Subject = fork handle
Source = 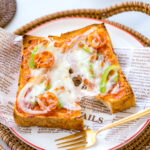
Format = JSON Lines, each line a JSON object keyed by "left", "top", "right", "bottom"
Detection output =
{"left": 96, "top": 108, "right": 150, "bottom": 134}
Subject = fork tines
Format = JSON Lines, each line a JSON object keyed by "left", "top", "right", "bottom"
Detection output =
{"left": 55, "top": 131, "right": 87, "bottom": 150}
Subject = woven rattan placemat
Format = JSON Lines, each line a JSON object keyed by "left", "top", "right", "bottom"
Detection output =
{"left": 0, "top": 0, "right": 16, "bottom": 27}
{"left": 0, "top": 1, "right": 150, "bottom": 150}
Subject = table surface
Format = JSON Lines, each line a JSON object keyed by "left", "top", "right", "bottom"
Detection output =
{"left": 1, "top": 0, "right": 150, "bottom": 149}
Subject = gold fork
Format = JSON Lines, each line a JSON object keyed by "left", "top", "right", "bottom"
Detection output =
{"left": 55, "top": 108, "right": 150, "bottom": 150}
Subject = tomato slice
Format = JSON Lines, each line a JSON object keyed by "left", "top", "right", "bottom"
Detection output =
{"left": 37, "top": 91, "right": 58, "bottom": 112}
{"left": 88, "top": 30, "right": 106, "bottom": 49}
{"left": 34, "top": 51, "right": 55, "bottom": 68}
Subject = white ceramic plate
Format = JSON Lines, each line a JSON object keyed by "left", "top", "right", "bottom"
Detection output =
{"left": 10, "top": 17, "right": 149, "bottom": 150}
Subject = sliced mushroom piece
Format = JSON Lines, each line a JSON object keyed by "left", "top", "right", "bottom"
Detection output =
{"left": 72, "top": 75, "right": 82, "bottom": 86}
{"left": 81, "top": 84, "right": 87, "bottom": 89}
{"left": 69, "top": 68, "right": 74, "bottom": 74}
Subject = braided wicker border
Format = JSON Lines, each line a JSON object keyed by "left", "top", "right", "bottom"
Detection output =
{"left": 0, "top": 124, "right": 35, "bottom": 150}
{"left": 120, "top": 122, "right": 150, "bottom": 150}
{"left": 0, "top": 0, "right": 16, "bottom": 27}
{"left": 0, "top": 1, "right": 150, "bottom": 150}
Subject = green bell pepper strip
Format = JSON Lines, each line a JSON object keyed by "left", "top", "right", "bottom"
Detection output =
{"left": 96, "top": 53, "right": 100, "bottom": 59}
{"left": 57, "top": 96, "right": 63, "bottom": 109}
{"left": 29, "top": 46, "right": 39, "bottom": 69}
{"left": 30, "top": 100, "right": 38, "bottom": 105}
{"left": 100, "top": 65, "right": 118, "bottom": 94}
{"left": 80, "top": 42, "right": 91, "bottom": 54}
{"left": 45, "top": 83, "right": 52, "bottom": 90}
{"left": 81, "top": 46, "right": 91, "bottom": 54}
{"left": 58, "top": 101, "right": 63, "bottom": 109}
{"left": 89, "top": 62, "right": 94, "bottom": 78}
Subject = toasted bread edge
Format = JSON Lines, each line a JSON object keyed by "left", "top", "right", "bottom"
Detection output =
{"left": 14, "top": 105, "right": 84, "bottom": 130}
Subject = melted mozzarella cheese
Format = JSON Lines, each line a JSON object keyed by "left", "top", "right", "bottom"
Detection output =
{"left": 30, "top": 44, "right": 81, "bottom": 111}
{"left": 25, "top": 82, "right": 45, "bottom": 103}
{"left": 21, "top": 34, "right": 119, "bottom": 113}
{"left": 68, "top": 49, "right": 91, "bottom": 79}
{"left": 56, "top": 91, "right": 80, "bottom": 110}
{"left": 31, "top": 68, "right": 47, "bottom": 77}
{"left": 47, "top": 51, "right": 81, "bottom": 110}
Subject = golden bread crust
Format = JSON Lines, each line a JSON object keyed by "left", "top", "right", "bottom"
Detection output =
{"left": 14, "top": 104, "right": 83, "bottom": 130}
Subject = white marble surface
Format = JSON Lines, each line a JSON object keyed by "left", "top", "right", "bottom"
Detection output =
{"left": 1, "top": 0, "right": 150, "bottom": 149}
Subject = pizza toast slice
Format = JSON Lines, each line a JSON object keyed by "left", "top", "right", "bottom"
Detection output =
{"left": 14, "top": 23, "right": 135, "bottom": 130}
